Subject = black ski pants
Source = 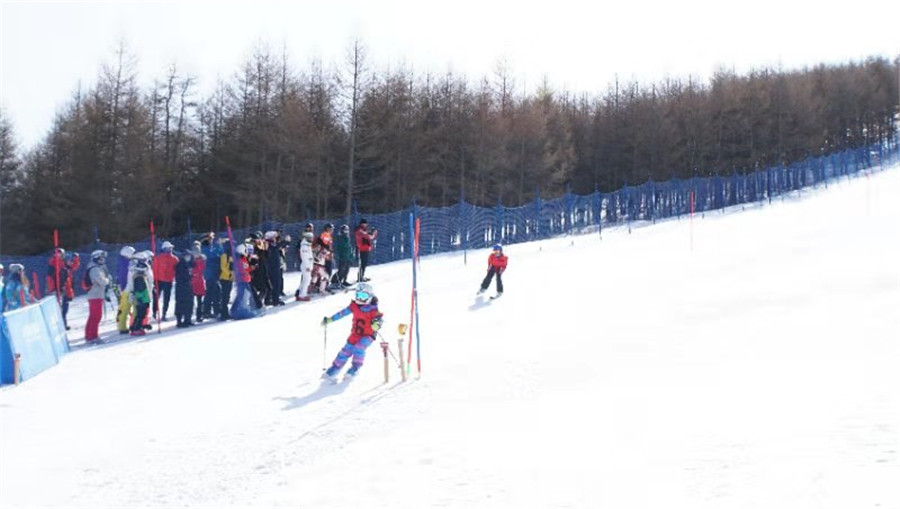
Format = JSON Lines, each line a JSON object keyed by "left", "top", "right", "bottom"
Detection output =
{"left": 480, "top": 267, "right": 504, "bottom": 293}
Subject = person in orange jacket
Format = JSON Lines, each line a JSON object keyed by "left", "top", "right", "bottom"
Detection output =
{"left": 46, "top": 247, "right": 66, "bottom": 295}
{"left": 59, "top": 252, "right": 80, "bottom": 329}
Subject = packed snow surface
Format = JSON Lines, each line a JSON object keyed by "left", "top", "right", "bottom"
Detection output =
{"left": 2, "top": 166, "right": 899, "bottom": 508}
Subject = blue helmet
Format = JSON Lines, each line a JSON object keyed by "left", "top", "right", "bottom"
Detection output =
{"left": 492, "top": 244, "right": 502, "bottom": 252}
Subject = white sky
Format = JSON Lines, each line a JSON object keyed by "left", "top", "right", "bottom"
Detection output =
{"left": 1, "top": 0, "right": 898, "bottom": 151}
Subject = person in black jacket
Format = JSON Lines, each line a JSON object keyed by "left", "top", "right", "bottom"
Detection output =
{"left": 174, "top": 251, "right": 195, "bottom": 328}
{"left": 249, "top": 232, "right": 271, "bottom": 306}
{"left": 264, "top": 231, "right": 285, "bottom": 306}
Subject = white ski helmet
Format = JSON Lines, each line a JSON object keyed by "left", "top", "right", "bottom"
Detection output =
{"left": 132, "top": 251, "right": 149, "bottom": 262}
{"left": 355, "top": 282, "right": 375, "bottom": 305}
{"left": 9, "top": 263, "right": 24, "bottom": 274}
{"left": 91, "top": 250, "right": 107, "bottom": 263}
{"left": 161, "top": 241, "right": 174, "bottom": 252}
{"left": 120, "top": 246, "right": 136, "bottom": 259}
{"left": 236, "top": 243, "right": 247, "bottom": 256}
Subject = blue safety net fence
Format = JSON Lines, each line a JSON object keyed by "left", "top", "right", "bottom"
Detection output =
{"left": 2, "top": 139, "right": 897, "bottom": 299}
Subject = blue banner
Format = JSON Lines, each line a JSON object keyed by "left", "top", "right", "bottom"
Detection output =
{"left": 0, "top": 317, "right": 11, "bottom": 383}
{"left": 39, "top": 297, "right": 70, "bottom": 360}
{"left": 1, "top": 303, "right": 58, "bottom": 383}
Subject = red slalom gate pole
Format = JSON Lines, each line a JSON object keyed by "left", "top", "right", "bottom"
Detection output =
{"left": 31, "top": 272, "right": 42, "bottom": 299}
{"left": 406, "top": 213, "right": 415, "bottom": 373}
{"left": 151, "top": 220, "right": 161, "bottom": 334}
{"left": 414, "top": 217, "right": 421, "bottom": 376}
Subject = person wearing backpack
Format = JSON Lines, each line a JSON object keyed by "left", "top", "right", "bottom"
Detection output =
{"left": 84, "top": 250, "right": 110, "bottom": 342}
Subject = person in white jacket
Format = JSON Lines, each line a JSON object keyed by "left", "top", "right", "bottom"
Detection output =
{"left": 294, "top": 231, "right": 314, "bottom": 302}
{"left": 84, "top": 250, "right": 110, "bottom": 342}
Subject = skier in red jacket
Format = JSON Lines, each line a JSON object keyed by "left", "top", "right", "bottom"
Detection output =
{"left": 477, "top": 244, "right": 508, "bottom": 297}
{"left": 320, "top": 282, "right": 384, "bottom": 383}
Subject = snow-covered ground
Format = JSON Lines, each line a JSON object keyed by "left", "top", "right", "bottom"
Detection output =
{"left": 2, "top": 165, "right": 899, "bottom": 509}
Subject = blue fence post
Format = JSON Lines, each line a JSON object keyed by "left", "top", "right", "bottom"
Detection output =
{"left": 495, "top": 199, "right": 504, "bottom": 245}
{"left": 624, "top": 180, "right": 632, "bottom": 234}
{"left": 459, "top": 192, "right": 467, "bottom": 265}
{"left": 412, "top": 199, "right": 419, "bottom": 260}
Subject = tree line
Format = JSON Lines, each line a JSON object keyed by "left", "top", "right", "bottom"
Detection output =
{"left": 1, "top": 41, "right": 897, "bottom": 255}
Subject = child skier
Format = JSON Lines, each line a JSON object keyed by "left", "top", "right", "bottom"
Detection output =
{"left": 310, "top": 240, "right": 331, "bottom": 295}
{"left": 320, "top": 282, "right": 384, "bottom": 383}
{"left": 191, "top": 243, "right": 207, "bottom": 323}
{"left": 477, "top": 244, "right": 508, "bottom": 297}
{"left": 2, "top": 264, "right": 29, "bottom": 312}
{"left": 126, "top": 253, "right": 153, "bottom": 336}
{"left": 230, "top": 243, "right": 264, "bottom": 319}
{"left": 116, "top": 246, "right": 136, "bottom": 334}
{"left": 294, "top": 231, "right": 313, "bottom": 301}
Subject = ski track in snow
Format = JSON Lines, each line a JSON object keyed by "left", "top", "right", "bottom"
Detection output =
{"left": 2, "top": 165, "right": 899, "bottom": 508}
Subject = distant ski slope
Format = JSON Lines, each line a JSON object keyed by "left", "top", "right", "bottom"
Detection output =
{"left": 2, "top": 164, "right": 898, "bottom": 509}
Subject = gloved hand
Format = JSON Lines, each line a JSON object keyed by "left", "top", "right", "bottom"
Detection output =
{"left": 321, "top": 316, "right": 332, "bottom": 327}
{"left": 371, "top": 316, "right": 383, "bottom": 331}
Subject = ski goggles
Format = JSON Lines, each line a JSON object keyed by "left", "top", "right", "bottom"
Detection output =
{"left": 355, "top": 290, "right": 372, "bottom": 301}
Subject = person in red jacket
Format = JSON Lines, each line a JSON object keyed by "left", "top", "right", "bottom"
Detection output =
{"left": 354, "top": 218, "right": 378, "bottom": 282}
{"left": 320, "top": 282, "right": 384, "bottom": 383}
{"left": 477, "top": 244, "right": 508, "bottom": 297}
{"left": 46, "top": 247, "right": 66, "bottom": 295}
{"left": 191, "top": 243, "right": 207, "bottom": 323}
{"left": 155, "top": 241, "right": 178, "bottom": 321}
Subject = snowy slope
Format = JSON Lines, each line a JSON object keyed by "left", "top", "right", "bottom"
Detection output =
{"left": 2, "top": 166, "right": 899, "bottom": 509}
